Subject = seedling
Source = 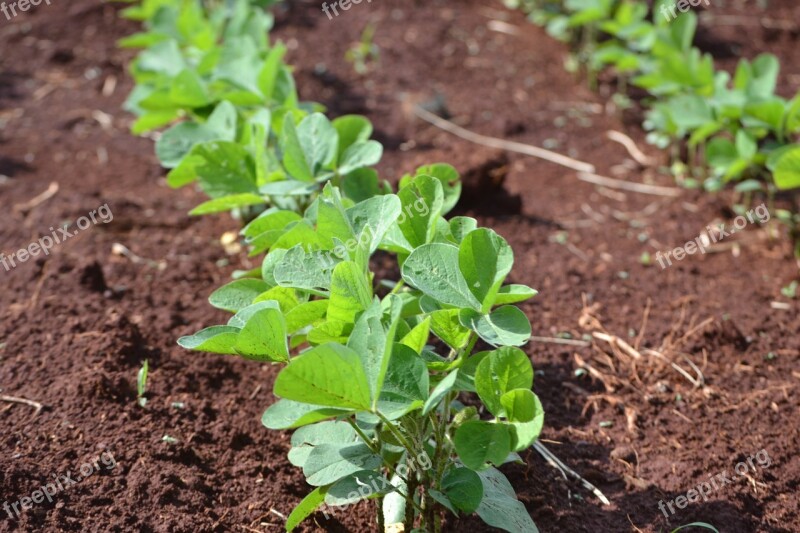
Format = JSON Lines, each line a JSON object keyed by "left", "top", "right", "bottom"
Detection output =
{"left": 179, "top": 174, "right": 543, "bottom": 532}
{"left": 346, "top": 24, "right": 380, "bottom": 75}
{"left": 781, "top": 281, "right": 798, "bottom": 299}
{"left": 137, "top": 360, "right": 149, "bottom": 408}
{"left": 122, "top": 1, "right": 545, "bottom": 531}
{"left": 512, "top": 0, "right": 800, "bottom": 202}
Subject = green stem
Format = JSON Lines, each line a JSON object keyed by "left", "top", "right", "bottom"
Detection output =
{"left": 376, "top": 412, "right": 416, "bottom": 455}
{"left": 345, "top": 418, "right": 426, "bottom": 520}
{"left": 389, "top": 280, "right": 406, "bottom": 295}
{"left": 346, "top": 419, "right": 406, "bottom": 482}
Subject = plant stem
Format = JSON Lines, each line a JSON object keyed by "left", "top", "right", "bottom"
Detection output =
{"left": 346, "top": 419, "right": 407, "bottom": 483}
{"left": 376, "top": 412, "right": 416, "bottom": 454}
{"left": 389, "top": 280, "right": 406, "bottom": 295}
{"left": 346, "top": 418, "right": 426, "bottom": 526}
{"left": 405, "top": 474, "right": 418, "bottom": 529}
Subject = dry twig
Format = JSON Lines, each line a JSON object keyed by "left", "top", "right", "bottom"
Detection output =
{"left": 414, "top": 106, "right": 596, "bottom": 173}
{"left": 533, "top": 441, "right": 611, "bottom": 505}
{"left": 578, "top": 172, "right": 682, "bottom": 197}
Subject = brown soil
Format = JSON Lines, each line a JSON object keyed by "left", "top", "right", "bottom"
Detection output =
{"left": 1, "top": 0, "right": 798, "bottom": 532}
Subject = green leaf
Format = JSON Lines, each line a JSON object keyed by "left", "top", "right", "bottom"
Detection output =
{"left": 274, "top": 343, "right": 372, "bottom": 410}
{"left": 706, "top": 137, "right": 737, "bottom": 172}
{"left": 429, "top": 309, "right": 471, "bottom": 350}
{"left": 155, "top": 101, "right": 237, "bottom": 168}
{"left": 442, "top": 468, "right": 483, "bottom": 514}
{"left": 227, "top": 301, "right": 281, "bottom": 328}
{"left": 281, "top": 117, "right": 314, "bottom": 182}
{"left": 209, "top": 279, "right": 270, "bottom": 312}
{"left": 189, "top": 193, "right": 264, "bottom": 215}
{"left": 402, "top": 243, "right": 481, "bottom": 311}
{"left": 328, "top": 261, "right": 373, "bottom": 323}
{"left": 295, "top": 113, "right": 338, "bottom": 178}
{"left": 428, "top": 489, "right": 458, "bottom": 515}
{"left": 286, "top": 487, "right": 328, "bottom": 532}
{"left": 193, "top": 142, "right": 259, "bottom": 198}
{"left": 156, "top": 123, "right": 220, "bottom": 169}
{"left": 288, "top": 421, "right": 357, "bottom": 467}
{"left": 784, "top": 95, "right": 800, "bottom": 134}
{"left": 400, "top": 316, "right": 431, "bottom": 354}
{"left": 454, "top": 420, "right": 513, "bottom": 470}
{"left": 253, "top": 286, "right": 298, "bottom": 313}
{"left": 342, "top": 168, "right": 384, "bottom": 203}
{"left": 458, "top": 306, "right": 531, "bottom": 347}
{"left": 285, "top": 300, "right": 330, "bottom": 333}
{"left": 271, "top": 220, "right": 322, "bottom": 252}
{"left": 735, "top": 130, "right": 757, "bottom": 161}
{"left": 136, "top": 39, "right": 186, "bottom": 76}
{"left": 303, "top": 443, "right": 381, "bottom": 486}
{"left": 474, "top": 347, "right": 533, "bottom": 416}
{"left": 257, "top": 43, "right": 287, "bottom": 101}
{"left": 307, "top": 320, "right": 351, "bottom": 345}
{"left": 413, "top": 163, "right": 462, "bottom": 215}
{"left": 494, "top": 285, "right": 538, "bottom": 305}
{"left": 397, "top": 175, "right": 443, "bottom": 247}
{"left": 177, "top": 326, "right": 239, "bottom": 355}
{"left": 377, "top": 343, "right": 429, "bottom": 420}
{"left": 449, "top": 217, "right": 478, "bottom": 243}
{"left": 422, "top": 370, "right": 458, "bottom": 416}
{"left": 339, "top": 141, "right": 383, "bottom": 175}
{"left": 170, "top": 68, "right": 210, "bottom": 108}
{"left": 747, "top": 53, "right": 779, "bottom": 99}
{"left": 132, "top": 109, "right": 181, "bottom": 135}
{"left": 274, "top": 245, "right": 339, "bottom": 292}
{"left": 459, "top": 228, "right": 513, "bottom": 312}
{"left": 773, "top": 146, "right": 800, "bottom": 190}
{"left": 347, "top": 301, "right": 388, "bottom": 403}
{"left": 235, "top": 308, "right": 290, "bottom": 362}
{"left": 245, "top": 210, "right": 302, "bottom": 238}
{"left": 346, "top": 194, "right": 402, "bottom": 253}
{"left": 333, "top": 115, "right": 373, "bottom": 161}
{"left": 507, "top": 393, "right": 544, "bottom": 452}
{"left": 325, "top": 471, "right": 393, "bottom": 506}
{"left": 453, "top": 351, "right": 489, "bottom": 392}
{"left": 475, "top": 468, "right": 539, "bottom": 533}
{"left": 500, "top": 389, "right": 537, "bottom": 423}
{"left": 262, "top": 400, "right": 348, "bottom": 430}
{"left": 743, "top": 99, "right": 786, "bottom": 132}
{"left": 317, "top": 187, "right": 356, "bottom": 249}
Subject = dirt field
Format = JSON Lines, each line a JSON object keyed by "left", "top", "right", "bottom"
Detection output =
{"left": 1, "top": 0, "right": 799, "bottom": 531}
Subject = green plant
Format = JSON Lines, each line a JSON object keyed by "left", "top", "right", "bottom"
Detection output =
{"left": 179, "top": 174, "right": 543, "bottom": 532}
{"left": 119, "top": 0, "right": 387, "bottom": 224}
{"left": 510, "top": 0, "right": 800, "bottom": 258}
{"left": 781, "top": 280, "right": 798, "bottom": 299}
{"left": 346, "top": 23, "right": 380, "bottom": 75}
{"left": 121, "top": 1, "right": 546, "bottom": 531}
{"left": 137, "top": 359, "right": 149, "bottom": 408}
